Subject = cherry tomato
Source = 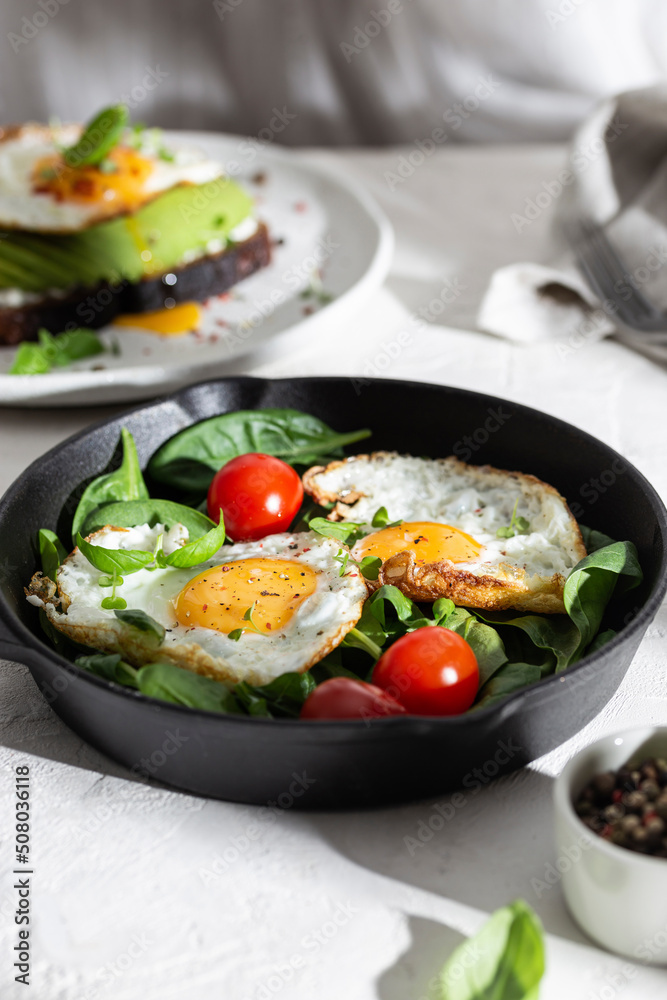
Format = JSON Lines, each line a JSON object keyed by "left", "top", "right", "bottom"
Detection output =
{"left": 300, "top": 678, "right": 407, "bottom": 721}
{"left": 207, "top": 453, "right": 304, "bottom": 542}
{"left": 372, "top": 626, "right": 479, "bottom": 716}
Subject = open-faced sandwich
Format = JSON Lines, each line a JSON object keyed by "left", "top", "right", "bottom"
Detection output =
{"left": 0, "top": 105, "right": 270, "bottom": 345}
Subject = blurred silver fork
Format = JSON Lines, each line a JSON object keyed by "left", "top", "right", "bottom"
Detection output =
{"left": 567, "top": 218, "right": 667, "bottom": 333}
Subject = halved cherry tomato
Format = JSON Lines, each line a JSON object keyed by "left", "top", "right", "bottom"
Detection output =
{"left": 300, "top": 677, "right": 407, "bottom": 721}
{"left": 372, "top": 626, "right": 479, "bottom": 716}
{"left": 207, "top": 452, "right": 303, "bottom": 542}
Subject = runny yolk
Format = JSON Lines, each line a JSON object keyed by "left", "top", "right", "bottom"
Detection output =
{"left": 355, "top": 521, "right": 483, "bottom": 565}
{"left": 112, "top": 302, "right": 202, "bottom": 335}
{"left": 32, "top": 146, "right": 154, "bottom": 214}
{"left": 174, "top": 558, "right": 318, "bottom": 635}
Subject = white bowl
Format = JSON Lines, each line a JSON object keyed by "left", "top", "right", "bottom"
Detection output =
{"left": 553, "top": 726, "right": 667, "bottom": 964}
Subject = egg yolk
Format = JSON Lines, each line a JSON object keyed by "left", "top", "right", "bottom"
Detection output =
{"left": 355, "top": 521, "right": 483, "bottom": 565}
{"left": 32, "top": 146, "right": 154, "bottom": 214}
{"left": 174, "top": 558, "right": 318, "bottom": 635}
{"left": 112, "top": 302, "right": 202, "bottom": 335}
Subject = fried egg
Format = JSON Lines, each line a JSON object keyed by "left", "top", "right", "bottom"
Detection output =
{"left": 0, "top": 124, "right": 223, "bottom": 231}
{"left": 303, "top": 453, "right": 587, "bottom": 613}
{"left": 29, "top": 524, "right": 367, "bottom": 686}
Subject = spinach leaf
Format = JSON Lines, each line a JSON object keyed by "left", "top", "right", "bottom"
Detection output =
{"left": 564, "top": 540, "right": 642, "bottom": 661}
{"left": 474, "top": 663, "right": 542, "bottom": 710}
{"left": 309, "top": 517, "right": 366, "bottom": 546}
{"left": 75, "top": 532, "right": 154, "bottom": 576}
{"left": 136, "top": 661, "right": 240, "bottom": 713}
{"left": 439, "top": 899, "right": 544, "bottom": 999}
{"left": 9, "top": 327, "right": 105, "bottom": 375}
{"left": 147, "top": 408, "right": 371, "bottom": 492}
{"left": 114, "top": 609, "right": 165, "bottom": 643}
{"left": 475, "top": 610, "right": 579, "bottom": 675}
{"left": 579, "top": 524, "right": 616, "bottom": 553}
{"left": 75, "top": 652, "right": 139, "bottom": 688}
{"left": 81, "top": 498, "right": 215, "bottom": 539}
{"left": 72, "top": 427, "right": 149, "bottom": 541}
{"left": 247, "top": 672, "right": 316, "bottom": 717}
{"left": 162, "top": 513, "right": 227, "bottom": 568}
{"left": 38, "top": 528, "right": 67, "bottom": 583}
{"left": 442, "top": 608, "right": 508, "bottom": 686}
{"left": 235, "top": 672, "right": 316, "bottom": 717}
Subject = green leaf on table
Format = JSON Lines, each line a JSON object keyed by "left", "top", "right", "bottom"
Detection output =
{"left": 147, "top": 407, "right": 371, "bottom": 493}
{"left": 81, "top": 497, "right": 215, "bottom": 539}
{"left": 72, "top": 427, "right": 149, "bottom": 541}
{"left": 38, "top": 528, "right": 68, "bottom": 583}
{"left": 439, "top": 899, "right": 545, "bottom": 999}
{"left": 9, "top": 327, "right": 105, "bottom": 376}
{"left": 114, "top": 608, "right": 165, "bottom": 643}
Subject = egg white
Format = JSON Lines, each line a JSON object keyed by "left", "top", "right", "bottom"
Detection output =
{"left": 0, "top": 124, "right": 224, "bottom": 231}
{"left": 304, "top": 453, "right": 587, "bottom": 613}
{"left": 34, "top": 523, "right": 367, "bottom": 686}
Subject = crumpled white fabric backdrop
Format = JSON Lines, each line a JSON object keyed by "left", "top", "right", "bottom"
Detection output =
{"left": 1, "top": 143, "right": 666, "bottom": 999}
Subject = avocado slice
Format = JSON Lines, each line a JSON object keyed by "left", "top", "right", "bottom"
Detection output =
{"left": 0, "top": 178, "right": 254, "bottom": 292}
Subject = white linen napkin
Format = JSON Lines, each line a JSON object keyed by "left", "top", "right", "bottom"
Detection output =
{"left": 478, "top": 84, "right": 667, "bottom": 363}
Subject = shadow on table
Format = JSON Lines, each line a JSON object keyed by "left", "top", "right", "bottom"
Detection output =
{"left": 303, "top": 765, "right": 592, "bottom": 952}
{"left": 377, "top": 915, "right": 466, "bottom": 1000}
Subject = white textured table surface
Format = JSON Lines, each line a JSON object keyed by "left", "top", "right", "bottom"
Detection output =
{"left": 1, "top": 144, "right": 667, "bottom": 999}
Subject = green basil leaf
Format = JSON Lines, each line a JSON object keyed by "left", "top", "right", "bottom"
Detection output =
{"left": 9, "top": 327, "right": 104, "bottom": 375}
{"left": 309, "top": 517, "right": 366, "bottom": 546}
{"left": 585, "top": 627, "right": 616, "bottom": 655}
{"left": 63, "top": 104, "right": 129, "bottom": 167}
{"left": 75, "top": 532, "right": 154, "bottom": 576}
{"left": 136, "top": 661, "right": 240, "bottom": 713}
{"left": 359, "top": 556, "right": 382, "bottom": 581}
{"left": 163, "top": 512, "right": 226, "bottom": 568}
{"left": 443, "top": 608, "right": 508, "bottom": 686}
{"left": 433, "top": 598, "right": 456, "bottom": 625}
{"left": 38, "top": 528, "right": 68, "bottom": 583}
{"left": 439, "top": 899, "right": 545, "bottom": 999}
{"left": 473, "top": 662, "right": 542, "bottom": 710}
{"left": 564, "top": 540, "right": 642, "bottom": 662}
{"left": 81, "top": 497, "right": 215, "bottom": 539}
{"left": 368, "top": 584, "right": 421, "bottom": 626}
{"left": 114, "top": 608, "right": 165, "bottom": 643}
{"left": 72, "top": 428, "right": 149, "bottom": 541}
{"left": 147, "top": 408, "right": 371, "bottom": 492}
{"left": 9, "top": 342, "right": 52, "bottom": 375}
{"left": 75, "top": 652, "right": 139, "bottom": 688}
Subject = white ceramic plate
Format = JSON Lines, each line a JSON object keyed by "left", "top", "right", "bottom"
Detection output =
{"left": 0, "top": 131, "right": 392, "bottom": 407}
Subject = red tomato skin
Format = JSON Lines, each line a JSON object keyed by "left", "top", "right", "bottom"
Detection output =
{"left": 300, "top": 678, "right": 407, "bottom": 721}
{"left": 372, "top": 626, "right": 479, "bottom": 716}
{"left": 207, "top": 453, "right": 304, "bottom": 541}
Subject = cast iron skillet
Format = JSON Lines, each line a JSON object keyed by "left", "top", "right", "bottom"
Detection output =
{"left": 0, "top": 377, "right": 665, "bottom": 808}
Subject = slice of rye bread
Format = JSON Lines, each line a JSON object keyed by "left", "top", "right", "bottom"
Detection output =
{"left": 0, "top": 222, "right": 271, "bottom": 346}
